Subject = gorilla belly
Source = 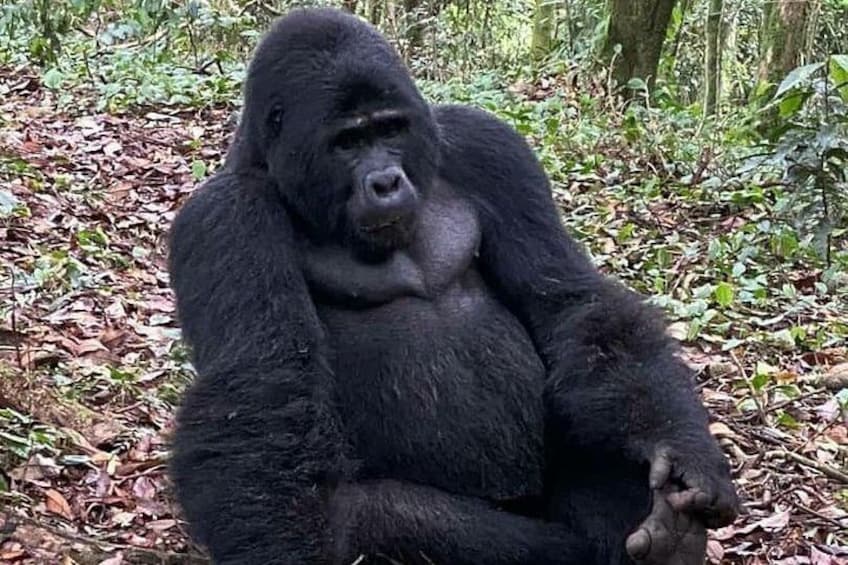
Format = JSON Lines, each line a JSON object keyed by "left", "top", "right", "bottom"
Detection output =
{"left": 317, "top": 285, "right": 546, "bottom": 502}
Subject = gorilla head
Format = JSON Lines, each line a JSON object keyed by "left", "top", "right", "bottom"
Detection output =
{"left": 234, "top": 8, "right": 440, "bottom": 258}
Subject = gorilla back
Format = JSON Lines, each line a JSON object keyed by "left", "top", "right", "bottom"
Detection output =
{"left": 169, "top": 7, "right": 739, "bottom": 565}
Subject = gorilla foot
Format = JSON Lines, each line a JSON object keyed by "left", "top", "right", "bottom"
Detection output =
{"left": 625, "top": 488, "right": 706, "bottom": 565}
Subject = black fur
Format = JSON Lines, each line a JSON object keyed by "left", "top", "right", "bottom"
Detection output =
{"left": 168, "top": 8, "right": 738, "bottom": 565}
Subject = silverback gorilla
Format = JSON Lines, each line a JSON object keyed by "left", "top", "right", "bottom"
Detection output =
{"left": 168, "top": 8, "right": 739, "bottom": 565}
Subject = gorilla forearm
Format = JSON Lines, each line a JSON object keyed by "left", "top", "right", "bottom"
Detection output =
{"left": 169, "top": 175, "right": 350, "bottom": 561}
{"left": 538, "top": 282, "right": 712, "bottom": 455}
{"left": 171, "top": 364, "right": 342, "bottom": 563}
{"left": 330, "top": 480, "right": 593, "bottom": 565}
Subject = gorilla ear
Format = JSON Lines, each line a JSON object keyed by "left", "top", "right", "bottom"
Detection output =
{"left": 266, "top": 105, "right": 285, "bottom": 139}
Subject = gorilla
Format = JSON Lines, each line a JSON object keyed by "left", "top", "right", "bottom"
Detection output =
{"left": 167, "top": 8, "right": 739, "bottom": 565}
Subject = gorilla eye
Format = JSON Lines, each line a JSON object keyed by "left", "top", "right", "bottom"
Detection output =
{"left": 376, "top": 116, "right": 408, "bottom": 139}
{"left": 266, "top": 107, "right": 285, "bottom": 136}
{"left": 332, "top": 128, "right": 367, "bottom": 151}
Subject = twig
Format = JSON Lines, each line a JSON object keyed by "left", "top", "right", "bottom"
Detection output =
{"left": 792, "top": 502, "right": 848, "bottom": 529}
{"left": 9, "top": 267, "right": 22, "bottom": 369}
{"left": 780, "top": 449, "right": 848, "bottom": 484}
{"left": 738, "top": 387, "right": 827, "bottom": 422}
{"left": 730, "top": 351, "right": 768, "bottom": 425}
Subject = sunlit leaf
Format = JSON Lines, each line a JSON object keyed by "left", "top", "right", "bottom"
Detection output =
{"left": 42, "top": 68, "right": 65, "bottom": 90}
{"left": 714, "top": 282, "right": 734, "bottom": 307}
{"left": 774, "top": 62, "right": 824, "bottom": 99}
{"left": 830, "top": 54, "right": 848, "bottom": 102}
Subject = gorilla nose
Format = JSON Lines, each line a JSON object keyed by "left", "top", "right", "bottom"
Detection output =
{"left": 365, "top": 167, "right": 404, "bottom": 199}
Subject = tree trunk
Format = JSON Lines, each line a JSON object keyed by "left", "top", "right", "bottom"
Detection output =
{"left": 704, "top": 0, "right": 723, "bottom": 115}
{"left": 603, "top": 0, "right": 678, "bottom": 91}
{"left": 369, "top": 0, "right": 384, "bottom": 26}
{"left": 531, "top": 0, "right": 556, "bottom": 61}
{"left": 342, "top": 0, "right": 359, "bottom": 13}
{"left": 721, "top": 3, "right": 740, "bottom": 100}
{"left": 403, "top": 0, "right": 425, "bottom": 50}
{"left": 757, "top": 0, "right": 818, "bottom": 87}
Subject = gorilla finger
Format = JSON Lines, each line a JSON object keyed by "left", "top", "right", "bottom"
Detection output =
{"left": 669, "top": 488, "right": 715, "bottom": 513}
{"left": 625, "top": 528, "right": 651, "bottom": 560}
{"left": 703, "top": 498, "right": 740, "bottom": 528}
{"left": 649, "top": 448, "right": 673, "bottom": 489}
{"left": 694, "top": 490, "right": 714, "bottom": 509}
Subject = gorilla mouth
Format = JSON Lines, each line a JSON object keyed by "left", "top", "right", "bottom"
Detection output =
{"left": 360, "top": 216, "right": 402, "bottom": 233}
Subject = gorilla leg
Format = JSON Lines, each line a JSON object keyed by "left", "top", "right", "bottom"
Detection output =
{"left": 547, "top": 455, "right": 708, "bottom": 565}
{"left": 547, "top": 456, "right": 651, "bottom": 565}
{"left": 331, "top": 479, "right": 597, "bottom": 565}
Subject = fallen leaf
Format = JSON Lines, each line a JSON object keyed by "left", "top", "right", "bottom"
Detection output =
{"left": 709, "top": 422, "right": 736, "bottom": 438}
{"left": 44, "top": 489, "right": 73, "bottom": 520}
{"left": 146, "top": 518, "right": 177, "bottom": 532}
{"left": 821, "top": 363, "right": 848, "bottom": 391}
{"left": 706, "top": 539, "right": 724, "bottom": 563}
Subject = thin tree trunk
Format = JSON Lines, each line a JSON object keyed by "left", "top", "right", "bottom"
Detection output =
{"left": 342, "top": 0, "right": 359, "bottom": 13}
{"left": 704, "top": 0, "right": 723, "bottom": 115}
{"left": 603, "top": 0, "right": 678, "bottom": 91}
{"left": 563, "top": 0, "right": 574, "bottom": 54}
{"left": 757, "top": 0, "right": 818, "bottom": 87}
{"left": 403, "top": 0, "right": 423, "bottom": 49}
{"left": 721, "top": 2, "right": 739, "bottom": 100}
{"left": 369, "top": 0, "right": 384, "bottom": 26}
{"left": 531, "top": 0, "right": 556, "bottom": 61}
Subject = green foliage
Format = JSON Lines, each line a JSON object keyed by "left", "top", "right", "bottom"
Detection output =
{"left": 0, "top": 408, "right": 59, "bottom": 460}
{"left": 0, "top": 0, "right": 101, "bottom": 64}
{"left": 749, "top": 56, "right": 848, "bottom": 266}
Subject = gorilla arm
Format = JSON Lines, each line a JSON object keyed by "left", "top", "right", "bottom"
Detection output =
{"left": 168, "top": 173, "right": 348, "bottom": 563}
{"left": 435, "top": 105, "right": 739, "bottom": 530}
{"left": 169, "top": 173, "right": 591, "bottom": 564}
{"left": 331, "top": 480, "right": 593, "bottom": 565}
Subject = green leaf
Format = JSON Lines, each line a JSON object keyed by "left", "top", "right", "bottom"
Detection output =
{"left": 751, "top": 372, "right": 769, "bottom": 392}
{"left": 721, "top": 338, "right": 744, "bottom": 351}
{"left": 777, "top": 411, "right": 800, "bottom": 429}
{"left": 714, "top": 282, "right": 734, "bottom": 307}
{"left": 771, "top": 232, "right": 798, "bottom": 257}
{"left": 774, "top": 62, "right": 825, "bottom": 99}
{"left": 778, "top": 90, "right": 810, "bottom": 118}
{"left": 42, "top": 68, "right": 64, "bottom": 90}
{"left": 830, "top": 54, "right": 848, "bottom": 102}
{"left": 191, "top": 160, "right": 208, "bottom": 180}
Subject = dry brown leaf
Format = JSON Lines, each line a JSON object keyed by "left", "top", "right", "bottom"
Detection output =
{"left": 821, "top": 363, "right": 848, "bottom": 391}
{"left": 146, "top": 518, "right": 177, "bottom": 532}
{"left": 708, "top": 422, "right": 736, "bottom": 439}
{"left": 44, "top": 489, "right": 73, "bottom": 520}
{"left": 706, "top": 540, "right": 724, "bottom": 563}
{"left": 132, "top": 476, "right": 157, "bottom": 500}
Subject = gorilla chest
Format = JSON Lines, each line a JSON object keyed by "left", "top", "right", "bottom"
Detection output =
{"left": 318, "top": 296, "right": 546, "bottom": 501}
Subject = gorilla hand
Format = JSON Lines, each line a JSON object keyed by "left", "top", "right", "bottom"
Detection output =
{"left": 626, "top": 486, "right": 706, "bottom": 565}
{"left": 647, "top": 443, "right": 739, "bottom": 528}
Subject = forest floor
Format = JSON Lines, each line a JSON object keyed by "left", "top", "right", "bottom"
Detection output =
{"left": 0, "top": 65, "right": 847, "bottom": 565}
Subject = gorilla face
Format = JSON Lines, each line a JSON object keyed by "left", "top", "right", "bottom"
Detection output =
{"left": 237, "top": 9, "right": 439, "bottom": 259}
{"left": 326, "top": 101, "right": 421, "bottom": 255}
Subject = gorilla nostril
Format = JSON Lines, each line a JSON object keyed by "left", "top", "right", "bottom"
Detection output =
{"left": 371, "top": 173, "right": 401, "bottom": 197}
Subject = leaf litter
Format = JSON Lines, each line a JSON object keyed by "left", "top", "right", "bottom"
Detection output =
{"left": 0, "top": 66, "right": 847, "bottom": 564}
